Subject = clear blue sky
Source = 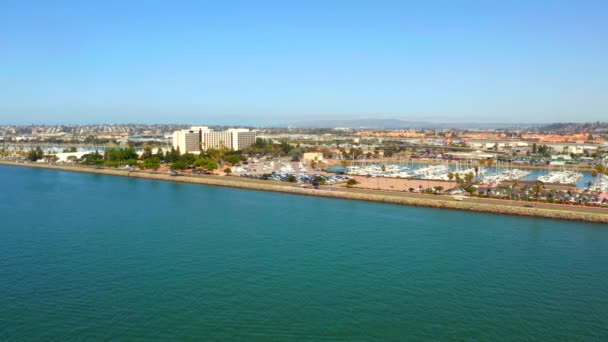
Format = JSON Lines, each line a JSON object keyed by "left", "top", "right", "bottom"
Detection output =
{"left": 1, "top": 0, "right": 606, "bottom": 124}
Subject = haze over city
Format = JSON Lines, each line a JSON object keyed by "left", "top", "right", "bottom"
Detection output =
{"left": 1, "top": 0, "right": 607, "bottom": 125}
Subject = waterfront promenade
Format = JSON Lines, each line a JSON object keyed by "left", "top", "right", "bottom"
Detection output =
{"left": 1, "top": 160, "right": 607, "bottom": 223}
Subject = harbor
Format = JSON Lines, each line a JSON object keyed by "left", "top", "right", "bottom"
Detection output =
{"left": 332, "top": 160, "right": 595, "bottom": 189}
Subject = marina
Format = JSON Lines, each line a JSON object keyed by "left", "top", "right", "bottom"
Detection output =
{"left": 537, "top": 170, "right": 584, "bottom": 185}
{"left": 591, "top": 174, "right": 608, "bottom": 192}
{"left": 480, "top": 169, "right": 531, "bottom": 184}
{"left": 334, "top": 161, "right": 598, "bottom": 190}
{"left": 235, "top": 160, "right": 351, "bottom": 184}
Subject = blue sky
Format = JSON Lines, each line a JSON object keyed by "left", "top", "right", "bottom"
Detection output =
{"left": 1, "top": 0, "right": 606, "bottom": 124}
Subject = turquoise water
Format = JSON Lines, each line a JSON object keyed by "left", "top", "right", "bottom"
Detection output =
{"left": 1, "top": 165, "right": 607, "bottom": 340}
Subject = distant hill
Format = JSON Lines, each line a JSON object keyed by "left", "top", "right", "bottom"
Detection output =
{"left": 534, "top": 122, "right": 607, "bottom": 133}
{"left": 289, "top": 118, "right": 530, "bottom": 130}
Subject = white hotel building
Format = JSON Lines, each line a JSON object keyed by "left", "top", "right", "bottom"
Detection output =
{"left": 172, "top": 126, "right": 257, "bottom": 154}
{"left": 172, "top": 129, "right": 201, "bottom": 154}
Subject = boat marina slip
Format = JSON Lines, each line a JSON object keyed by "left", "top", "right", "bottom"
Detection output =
{"left": 341, "top": 161, "right": 590, "bottom": 186}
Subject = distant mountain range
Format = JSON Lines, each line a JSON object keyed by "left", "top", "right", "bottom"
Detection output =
{"left": 288, "top": 118, "right": 533, "bottom": 129}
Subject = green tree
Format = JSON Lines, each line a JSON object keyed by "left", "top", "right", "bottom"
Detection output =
{"left": 313, "top": 176, "right": 327, "bottom": 185}
{"left": 140, "top": 157, "right": 161, "bottom": 170}
{"left": 280, "top": 141, "right": 293, "bottom": 155}
{"left": 346, "top": 179, "right": 359, "bottom": 187}
{"left": 253, "top": 138, "right": 269, "bottom": 148}
{"left": 181, "top": 153, "right": 196, "bottom": 165}
{"left": 166, "top": 147, "right": 181, "bottom": 163}
{"left": 82, "top": 150, "right": 103, "bottom": 165}
{"left": 27, "top": 147, "right": 44, "bottom": 161}
{"left": 464, "top": 186, "right": 476, "bottom": 196}
{"left": 155, "top": 147, "right": 165, "bottom": 161}
{"left": 288, "top": 147, "right": 304, "bottom": 161}
{"left": 224, "top": 155, "right": 241, "bottom": 165}
{"left": 464, "top": 172, "right": 474, "bottom": 184}
{"left": 206, "top": 161, "right": 219, "bottom": 171}
{"left": 142, "top": 146, "right": 153, "bottom": 160}
{"left": 194, "top": 158, "right": 219, "bottom": 171}
{"left": 170, "top": 161, "right": 187, "bottom": 170}
{"left": 104, "top": 147, "right": 137, "bottom": 163}
{"left": 455, "top": 173, "right": 462, "bottom": 186}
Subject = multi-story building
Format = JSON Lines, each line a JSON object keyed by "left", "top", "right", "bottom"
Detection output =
{"left": 172, "top": 129, "right": 201, "bottom": 154}
{"left": 228, "top": 128, "right": 257, "bottom": 150}
{"left": 201, "top": 130, "right": 231, "bottom": 150}
{"left": 173, "top": 126, "right": 257, "bottom": 154}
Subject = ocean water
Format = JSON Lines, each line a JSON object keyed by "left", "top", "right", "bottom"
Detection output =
{"left": 1, "top": 165, "right": 607, "bottom": 340}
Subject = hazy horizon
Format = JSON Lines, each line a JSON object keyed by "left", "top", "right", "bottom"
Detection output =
{"left": 1, "top": 117, "right": 605, "bottom": 129}
{"left": 1, "top": 1, "right": 607, "bottom": 124}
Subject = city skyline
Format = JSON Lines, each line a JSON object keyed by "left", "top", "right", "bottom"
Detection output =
{"left": 1, "top": 0, "right": 607, "bottom": 124}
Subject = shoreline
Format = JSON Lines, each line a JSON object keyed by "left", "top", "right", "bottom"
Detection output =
{"left": 2, "top": 160, "right": 607, "bottom": 224}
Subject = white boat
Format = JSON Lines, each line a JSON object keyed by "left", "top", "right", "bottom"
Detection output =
{"left": 537, "top": 171, "right": 583, "bottom": 185}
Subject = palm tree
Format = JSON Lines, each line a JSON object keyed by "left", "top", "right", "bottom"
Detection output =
{"left": 455, "top": 173, "right": 462, "bottom": 186}
{"left": 513, "top": 180, "right": 521, "bottom": 199}
{"left": 586, "top": 181, "right": 593, "bottom": 191}
{"left": 447, "top": 172, "right": 454, "bottom": 185}
{"left": 474, "top": 166, "right": 479, "bottom": 180}
{"left": 533, "top": 181, "right": 543, "bottom": 200}
{"left": 464, "top": 172, "right": 474, "bottom": 184}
